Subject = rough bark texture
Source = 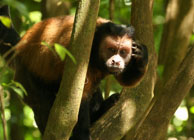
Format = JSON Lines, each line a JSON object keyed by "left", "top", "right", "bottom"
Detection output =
{"left": 42, "top": 0, "right": 100, "bottom": 140}
{"left": 102, "top": 0, "right": 194, "bottom": 139}
{"left": 90, "top": 0, "right": 157, "bottom": 139}
{"left": 0, "top": 87, "right": 8, "bottom": 140}
{"left": 41, "top": 0, "right": 70, "bottom": 19}
{"left": 134, "top": 47, "right": 194, "bottom": 140}
{"left": 158, "top": 0, "right": 194, "bottom": 82}
{"left": 132, "top": 0, "right": 194, "bottom": 139}
{"left": 109, "top": 0, "right": 115, "bottom": 20}
{"left": 122, "top": 0, "right": 157, "bottom": 139}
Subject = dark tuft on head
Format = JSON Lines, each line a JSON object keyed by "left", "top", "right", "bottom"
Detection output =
{"left": 90, "top": 22, "right": 135, "bottom": 70}
{"left": 96, "top": 22, "right": 135, "bottom": 38}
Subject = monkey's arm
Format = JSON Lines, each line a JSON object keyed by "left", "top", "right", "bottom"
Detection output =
{"left": 115, "top": 42, "right": 148, "bottom": 87}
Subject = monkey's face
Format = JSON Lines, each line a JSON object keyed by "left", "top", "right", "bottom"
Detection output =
{"left": 99, "top": 35, "right": 132, "bottom": 74}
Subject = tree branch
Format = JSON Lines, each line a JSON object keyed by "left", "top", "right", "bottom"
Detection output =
{"left": 90, "top": 0, "right": 157, "bottom": 139}
{"left": 43, "top": 0, "right": 100, "bottom": 140}
{"left": 0, "top": 86, "right": 8, "bottom": 140}
{"left": 41, "top": 0, "right": 70, "bottom": 19}
{"left": 158, "top": 0, "right": 194, "bottom": 82}
{"left": 134, "top": 45, "right": 194, "bottom": 140}
{"left": 132, "top": 0, "right": 194, "bottom": 139}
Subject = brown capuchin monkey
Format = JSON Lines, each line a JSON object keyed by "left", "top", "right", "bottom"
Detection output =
{"left": 13, "top": 16, "right": 148, "bottom": 140}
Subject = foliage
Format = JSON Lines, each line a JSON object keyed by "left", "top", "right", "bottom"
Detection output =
{"left": 0, "top": 16, "right": 11, "bottom": 28}
{"left": 0, "top": 0, "right": 193, "bottom": 139}
{"left": 0, "top": 56, "right": 41, "bottom": 140}
{"left": 41, "top": 41, "right": 77, "bottom": 63}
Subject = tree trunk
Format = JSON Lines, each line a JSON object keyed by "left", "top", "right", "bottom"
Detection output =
{"left": 121, "top": 0, "right": 157, "bottom": 139}
{"left": 9, "top": 92, "right": 25, "bottom": 140}
{"left": 158, "top": 0, "right": 194, "bottom": 82}
{"left": 130, "top": 0, "right": 194, "bottom": 139}
{"left": 134, "top": 47, "right": 194, "bottom": 140}
{"left": 90, "top": 0, "right": 157, "bottom": 139}
{"left": 42, "top": 0, "right": 100, "bottom": 140}
{"left": 41, "top": 0, "right": 70, "bottom": 19}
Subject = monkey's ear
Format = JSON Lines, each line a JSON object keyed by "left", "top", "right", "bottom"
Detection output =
{"left": 126, "top": 25, "right": 135, "bottom": 38}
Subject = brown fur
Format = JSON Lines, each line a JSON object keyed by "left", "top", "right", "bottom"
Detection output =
{"left": 16, "top": 16, "right": 73, "bottom": 81}
{"left": 14, "top": 16, "right": 148, "bottom": 139}
{"left": 15, "top": 16, "right": 109, "bottom": 82}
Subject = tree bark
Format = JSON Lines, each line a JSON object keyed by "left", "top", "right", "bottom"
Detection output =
{"left": 122, "top": 0, "right": 157, "bottom": 139}
{"left": 109, "top": 0, "right": 115, "bottom": 20}
{"left": 42, "top": 0, "right": 100, "bottom": 140}
{"left": 134, "top": 46, "right": 194, "bottom": 140}
{"left": 158, "top": 0, "right": 194, "bottom": 82}
{"left": 90, "top": 0, "right": 157, "bottom": 139}
{"left": 132, "top": 0, "right": 194, "bottom": 139}
{"left": 41, "top": 0, "right": 70, "bottom": 19}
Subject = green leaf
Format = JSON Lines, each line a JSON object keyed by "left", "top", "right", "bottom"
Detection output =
{"left": 2, "top": 80, "right": 27, "bottom": 98}
{"left": 41, "top": 41, "right": 49, "bottom": 46}
{"left": 2, "top": 0, "right": 29, "bottom": 17}
{"left": 54, "top": 43, "right": 66, "bottom": 61}
{"left": 11, "top": 80, "right": 27, "bottom": 96}
{"left": 157, "top": 65, "right": 164, "bottom": 78}
{"left": 41, "top": 41, "right": 57, "bottom": 56}
{"left": 54, "top": 43, "right": 76, "bottom": 64}
{"left": 0, "top": 67, "right": 14, "bottom": 85}
{"left": 41, "top": 42, "right": 76, "bottom": 63}
{"left": 190, "top": 34, "right": 194, "bottom": 44}
{"left": 0, "top": 16, "right": 11, "bottom": 28}
{"left": 190, "top": 106, "right": 194, "bottom": 114}
{"left": 10, "top": 86, "right": 24, "bottom": 98}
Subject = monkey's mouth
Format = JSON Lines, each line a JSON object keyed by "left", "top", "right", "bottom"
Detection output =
{"left": 107, "top": 66, "right": 123, "bottom": 74}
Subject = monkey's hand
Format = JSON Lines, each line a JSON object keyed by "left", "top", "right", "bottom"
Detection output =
{"left": 114, "top": 41, "right": 148, "bottom": 87}
{"left": 131, "top": 41, "right": 148, "bottom": 71}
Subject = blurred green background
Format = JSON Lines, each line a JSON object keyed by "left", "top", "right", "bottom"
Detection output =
{"left": 0, "top": 0, "right": 194, "bottom": 140}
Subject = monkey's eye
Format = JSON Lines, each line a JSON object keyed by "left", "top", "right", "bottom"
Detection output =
{"left": 120, "top": 49, "right": 127, "bottom": 56}
{"left": 108, "top": 47, "right": 117, "bottom": 54}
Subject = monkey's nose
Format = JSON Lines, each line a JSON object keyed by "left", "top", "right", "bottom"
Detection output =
{"left": 112, "top": 60, "right": 120, "bottom": 66}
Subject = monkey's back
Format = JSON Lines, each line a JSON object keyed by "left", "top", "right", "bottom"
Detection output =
{"left": 16, "top": 16, "right": 74, "bottom": 82}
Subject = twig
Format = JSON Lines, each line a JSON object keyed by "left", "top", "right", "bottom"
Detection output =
{"left": 0, "top": 86, "right": 8, "bottom": 140}
{"left": 109, "top": 0, "right": 115, "bottom": 20}
{"left": 2, "top": 45, "right": 16, "bottom": 60}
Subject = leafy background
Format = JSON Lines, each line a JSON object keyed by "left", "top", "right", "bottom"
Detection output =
{"left": 0, "top": 0, "right": 194, "bottom": 139}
